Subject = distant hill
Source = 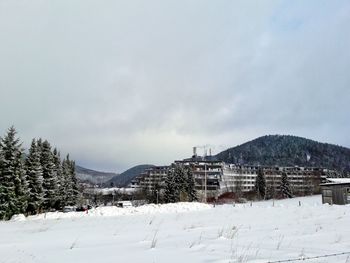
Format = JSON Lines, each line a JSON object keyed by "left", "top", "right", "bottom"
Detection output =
{"left": 105, "top": 164, "right": 155, "bottom": 187}
{"left": 216, "top": 135, "right": 350, "bottom": 172}
{"left": 75, "top": 165, "right": 118, "bottom": 185}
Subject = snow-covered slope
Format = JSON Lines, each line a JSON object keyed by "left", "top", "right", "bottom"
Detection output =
{"left": 21, "top": 202, "right": 211, "bottom": 221}
{"left": 75, "top": 165, "right": 117, "bottom": 185}
{"left": 1, "top": 196, "right": 350, "bottom": 263}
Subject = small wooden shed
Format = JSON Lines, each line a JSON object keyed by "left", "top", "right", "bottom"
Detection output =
{"left": 320, "top": 180, "right": 350, "bottom": 205}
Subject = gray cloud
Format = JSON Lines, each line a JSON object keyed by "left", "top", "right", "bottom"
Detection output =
{"left": 1, "top": 0, "right": 349, "bottom": 172}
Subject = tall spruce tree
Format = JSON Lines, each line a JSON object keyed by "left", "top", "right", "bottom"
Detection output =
{"left": 164, "top": 164, "right": 197, "bottom": 203}
{"left": 52, "top": 148, "right": 64, "bottom": 208}
{"left": 14, "top": 145, "right": 28, "bottom": 214}
{"left": 164, "top": 168, "right": 176, "bottom": 203}
{"left": 0, "top": 136, "right": 17, "bottom": 220}
{"left": 37, "top": 138, "right": 43, "bottom": 153}
{"left": 185, "top": 167, "right": 197, "bottom": 202}
{"left": 40, "top": 140, "right": 57, "bottom": 210}
{"left": 0, "top": 127, "right": 28, "bottom": 219}
{"left": 255, "top": 168, "right": 266, "bottom": 200}
{"left": 70, "top": 159, "right": 79, "bottom": 204}
{"left": 173, "top": 165, "right": 186, "bottom": 202}
{"left": 61, "top": 155, "right": 78, "bottom": 206}
{"left": 280, "top": 172, "right": 293, "bottom": 198}
{"left": 25, "top": 139, "right": 44, "bottom": 214}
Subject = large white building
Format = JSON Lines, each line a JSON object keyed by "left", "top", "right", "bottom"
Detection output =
{"left": 129, "top": 150, "right": 340, "bottom": 200}
{"left": 221, "top": 164, "right": 336, "bottom": 197}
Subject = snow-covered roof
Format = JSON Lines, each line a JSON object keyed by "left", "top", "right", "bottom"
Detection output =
{"left": 84, "top": 187, "right": 136, "bottom": 195}
{"left": 326, "top": 178, "right": 350, "bottom": 184}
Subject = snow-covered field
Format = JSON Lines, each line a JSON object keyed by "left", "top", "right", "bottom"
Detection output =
{"left": 1, "top": 195, "right": 350, "bottom": 263}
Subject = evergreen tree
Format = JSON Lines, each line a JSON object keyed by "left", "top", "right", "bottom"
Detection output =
{"left": 52, "top": 148, "right": 64, "bottom": 209}
{"left": 280, "top": 172, "right": 292, "bottom": 198}
{"left": 40, "top": 140, "right": 57, "bottom": 210}
{"left": 164, "top": 164, "right": 197, "bottom": 203}
{"left": 25, "top": 139, "right": 44, "bottom": 214}
{"left": 164, "top": 168, "right": 176, "bottom": 203}
{"left": 0, "top": 137, "right": 17, "bottom": 220}
{"left": 14, "top": 145, "right": 28, "bottom": 214}
{"left": 68, "top": 157, "right": 79, "bottom": 205}
{"left": 255, "top": 168, "right": 266, "bottom": 200}
{"left": 185, "top": 167, "right": 197, "bottom": 202}
{"left": 61, "top": 155, "right": 79, "bottom": 206}
{"left": 0, "top": 127, "right": 28, "bottom": 219}
{"left": 173, "top": 165, "right": 186, "bottom": 202}
{"left": 0, "top": 128, "right": 79, "bottom": 219}
{"left": 36, "top": 138, "right": 43, "bottom": 153}
{"left": 60, "top": 157, "right": 71, "bottom": 206}
{"left": 265, "top": 184, "right": 275, "bottom": 200}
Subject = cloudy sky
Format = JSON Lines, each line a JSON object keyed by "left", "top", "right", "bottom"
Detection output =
{"left": 1, "top": 1, "right": 350, "bottom": 172}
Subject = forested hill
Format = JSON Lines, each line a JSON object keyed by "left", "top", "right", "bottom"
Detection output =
{"left": 75, "top": 165, "right": 117, "bottom": 185}
{"left": 216, "top": 135, "right": 350, "bottom": 172}
{"left": 105, "top": 164, "right": 154, "bottom": 187}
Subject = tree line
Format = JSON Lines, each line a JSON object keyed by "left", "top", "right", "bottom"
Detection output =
{"left": 137, "top": 164, "right": 198, "bottom": 204}
{"left": 217, "top": 134, "right": 350, "bottom": 174}
{"left": 164, "top": 164, "right": 198, "bottom": 203}
{"left": 0, "top": 127, "right": 79, "bottom": 220}
{"left": 255, "top": 168, "right": 293, "bottom": 200}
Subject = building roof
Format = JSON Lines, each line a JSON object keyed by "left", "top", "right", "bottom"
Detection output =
{"left": 327, "top": 178, "right": 350, "bottom": 184}
{"left": 175, "top": 155, "right": 221, "bottom": 163}
{"left": 320, "top": 178, "right": 350, "bottom": 186}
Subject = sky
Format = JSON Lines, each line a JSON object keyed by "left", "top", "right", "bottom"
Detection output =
{"left": 1, "top": 0, "right": 350, "bottom": 172}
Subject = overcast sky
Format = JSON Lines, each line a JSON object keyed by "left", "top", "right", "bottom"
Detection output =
{"left": 1, "top": 1, "right": 350, "bottom": 172}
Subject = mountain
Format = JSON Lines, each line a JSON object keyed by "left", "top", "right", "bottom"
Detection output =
{"left": 75, "top": 165, "right": 118, "bottom": 185}
{"left": 216, "top": 135, "right": 350, "bottom": 172}
{"left": 105, "top": 164, "right": 155, "bottom": 187}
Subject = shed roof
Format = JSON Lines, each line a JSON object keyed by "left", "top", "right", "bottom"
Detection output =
{"left": 320, "top": 182, "right": 350, "bottom": 187}
{"left": 327, "top": 178, "right": 350, "bottom": 184}
{"left": 320, "top": 178, "right": 350, "bottom": 186}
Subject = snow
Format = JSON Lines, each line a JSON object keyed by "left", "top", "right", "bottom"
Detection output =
{"left": 1, "top": 196, "right": 350, "bottom": 263}
{"left": 10, "top": 214, "right": 26, "bottom": 222}
{"left": 326, "top": 178, "right": 350, "bottom": 184}
{"left": 84, "top": 187, "right": 136, "bottom": 195}
{"left": 23, "top": 202, "right": 211, "bottom": 221}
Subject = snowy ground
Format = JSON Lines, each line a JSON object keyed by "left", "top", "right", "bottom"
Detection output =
{"left": 1, "top": 195, "right": 350, "bottom": 263}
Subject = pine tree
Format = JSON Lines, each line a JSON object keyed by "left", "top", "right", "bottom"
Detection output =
{"left": 60, "top": 157, "right": 70, "bottom": 207}
{"left": 37, "top": 138, "right": 43, "bottom": 153}
{"left": 0, "top": 129, "right": 79, "bottom": 219}
{"left": 0, "top": 127, "right": 28, "bottom": 219}
{"left": 185, "top": 167, "right": 197, "bottom": 202}
{"left": 280, "top": 172, "right": 293, "bottom": 198}
{"left": 25, "top": 139, "right": 44, "bottom": 214}
{"left": 68, "top": 157, "right": 79, "bottom": 205}
{"left": 14, "top": 145, "right": 28, "bottom": 214}
{"left": 164, "top": 164, "right": 196, "bottom": 203}
{"left": 173, "top": 165, "right": 186, "bottom": 202}
{"left": 61, "top": 155, "right": 78, "bottom": 206}
{"left": 52, "top": 148, "right": 64, "bottom": 209}
{"left": 40, "top": 140, "right": 57, "bottom": 210}
{"left": 255, "top": 168, "right": 266, "bottom": 200}
{"left": 0, "top": 137, "right": 17, "bottom": 220}
{"left": 164, "top": 168, "right": 176, "bottom": 203}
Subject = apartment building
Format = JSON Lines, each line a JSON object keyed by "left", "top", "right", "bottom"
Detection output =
{"left": 130, "top": 166, "right": 169, "bottom": 190}
{"left": 129, "top": 148, "right": 340, "bottom": 198}
{"left": 221, "top": 164, "right": 336, "bottom": 196}
{"left": 174, "top": 156, "right": 223, "bottom": 199}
